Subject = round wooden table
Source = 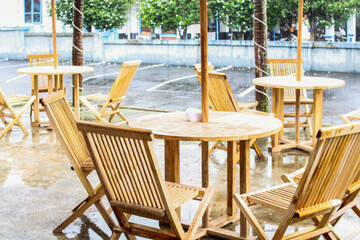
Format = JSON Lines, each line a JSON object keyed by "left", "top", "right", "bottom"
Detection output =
{"left": 253, "top": 76, "right": 345, "bottom": 152}
{"left": 17, "top": 66, "right": 94, "bottom": 125}
{"left": 129, "top": 110, "right": 282, "bottom": 239}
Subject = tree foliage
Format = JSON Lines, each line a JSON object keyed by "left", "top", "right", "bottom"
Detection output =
{"left": 54, "top": 0, "right": 135, "bottom": 32}
{"left": 138, "top": 0, "right": 200, "bottom": 39}
{"left": 281, "top": 0, "right": 360, "bottom": 40}
{"left": 207, "top": 0, "right": 284, "bottom": 39}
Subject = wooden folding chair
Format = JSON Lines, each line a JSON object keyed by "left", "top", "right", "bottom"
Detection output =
{"left": 77, "top": 121, "right": 214, "bottom": 240}
{"left": 28, "top": 53, "right": 61, "bottom": 124}
{"left": 267, "top": 58, "right": 313, "bottom": 135}
{"left": 235, "top": 122, "right": 360, "bottom": 240}
{"left": 40, "top": 91, "right": 115, "bottom": 233}
{"left": 0, "top": 87, "right": 35, "bottom": 139}
{"left": 80, "top": 60, "right": 141, "bottom": 125}
{"left": 196, "top": 70, "right": 266, "bottom": 160}
{"left": 340, "top": 108, "right": 360, "bottom": 123}
{"left": 193, "top": 63, "right": 258, "bottom": 110}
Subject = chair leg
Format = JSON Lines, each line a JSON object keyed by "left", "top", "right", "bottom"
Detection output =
{"left": 80, "top": 96, "right": 109, "bottom": 124}
{"left": 233, "top": 194, "right": 269, "bottom": 240}
{"left": 53, "top": 190, "right": 110, "bottom": 233}
{"left": 252, "top": 141, "right": 265, "bottom": 160}
{"left": 184, "top": 188, "right": 214, "bottom": 240}
{"left": 305, "top": 104, "right": 313, "bottom": 136}
{"left": 110, "top": 230, "right": 121, "bottom": 240}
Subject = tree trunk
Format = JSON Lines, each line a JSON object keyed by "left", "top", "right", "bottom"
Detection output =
{"left": 72, "top": 0, "right": 84, "bottom": 105}
{"left": 253, "top": 0, "right": 269, "bottom": 112}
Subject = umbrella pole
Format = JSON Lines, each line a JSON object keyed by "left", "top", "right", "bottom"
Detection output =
{"left": 51, "top": 0, "right": 58, "bottom": 68}
{"left": 200, "top": 0, "right": 209, "bottom": 123}
{"left": 295, "top": 0, "right": 304, "bottom": 143}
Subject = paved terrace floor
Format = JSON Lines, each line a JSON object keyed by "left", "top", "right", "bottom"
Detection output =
{"left": 0, "top": 60, "right": 359, "bottom": 239}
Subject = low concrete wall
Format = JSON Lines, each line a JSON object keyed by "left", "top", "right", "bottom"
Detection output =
{"left": 0, "top": 28, "right": 359, "bottom": 72}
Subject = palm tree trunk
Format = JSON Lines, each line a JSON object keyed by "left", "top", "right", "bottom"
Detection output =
{"left": 253, "top": 0, "right": 269, "bottom": 112}
{"left": 72, "top": 0, "right": 84, "bottom": 106}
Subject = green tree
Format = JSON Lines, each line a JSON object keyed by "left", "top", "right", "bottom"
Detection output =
{"left": 54, "top": 0, "right": 135, "bottom": 32}
{"left": 207, "top": 0, "right": 283, "bottom": 40}
{"left": 282, "top": 0, "right": 360, "bottom": 41}
{"left": 138, "top": 0, "right": 200, "bottom": 39}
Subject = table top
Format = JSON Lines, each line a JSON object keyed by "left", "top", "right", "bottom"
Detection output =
{"left": 17, "top": 65, "right": 94, "bottom": 75}
{"left": 129, "top": 110, "right": 282, "bottom": 141}
{"left": 253, "top": 76, "right": 345, "bottom": 89}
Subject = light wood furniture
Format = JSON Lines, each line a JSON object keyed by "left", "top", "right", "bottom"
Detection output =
{"left": 80, "top": 60, "right": 141, "bottom": 125}
{"left": 253, "top": 76, "right": 345, "bottom": 152}
{"left": 77, "top": 121, "right": 214, "bottom": 240}
{"left": 193, "top": 63, "right": 258, "bottom": 110}
{"left": 340, "top": 108, "right": 360, "bottom": 123}
{"left": 40, "top": 91, "right": 115, "bottom": 233}
{"left": 17, "top": 65, "right": 94, "bottom": 124}
{"left": 196, "top": 71, "right": 266, "bottom": 160}
{"left": 268, "top": 58, "right": 313, "bottom": 135}
{"left": 235, "top": 122, "right": 360, "bottom": 240}
{"left": 28, "top": 53, "right": 60, "bottom": 125}
{"left": 0, "top": 87, "right": 35, "bottom": 139}
{"left": 129, "top": 111, "right": 282, "bottom": 239}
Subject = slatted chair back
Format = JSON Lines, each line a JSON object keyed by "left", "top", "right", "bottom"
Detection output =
{"left": 291, "top": 123, "right": 360, "bottom": 218}
{"left": 201, "top": 72, "right": 240, "bottom": 112}
{"left": 267, "top": 58, "right": 306, "bottom": 99}
{"left": 40, "top": 91, "right": 90, "bottom": 170}
{"left": 77, "top": 121, "right": 185, "bottom": 238}
{"left": 108, "top": 60, "right": 141, "bottom": 102}
{"left": 193, "top": 62, "right": 215, "bottom": 81}
{"left": 28, "top": 53, "right": 58, "bottom": 90}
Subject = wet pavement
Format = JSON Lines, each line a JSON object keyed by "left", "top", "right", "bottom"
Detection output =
{"left": 0, "top": 60, "right": 359, "bottom": 239}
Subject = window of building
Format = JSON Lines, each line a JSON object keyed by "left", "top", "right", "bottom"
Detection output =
{"left": 24, "top": 0, "right": 42, "bottom": 24}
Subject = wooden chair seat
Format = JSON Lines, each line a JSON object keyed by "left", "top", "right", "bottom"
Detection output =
{"left": 284, "top": 97, "right": 313, "bottom": 105}
{"left": 238, "top": 101, "right": 258, "bottom": 110}
{"left": 0, "top": 87, "right": 35, "bottom": 139}
{"left": 235, "top": 123, "right": 360, "bottom": 239}
{"left": 166, "top": 182, "right": 201, "bottom": 209}
{"left": 245, "top": 183, "right": 297, "bottom": 212}
{"left": 80, "top": 60, "right": 141, "bottom": 125}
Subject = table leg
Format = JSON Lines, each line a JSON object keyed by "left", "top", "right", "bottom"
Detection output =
{"left": 201, "top": 141, "right": 209, "bottom": 228}
{"left": 47, "top": 75, "right": 53, "bottom": 94}
{"left": 227, "top": 141, "right": 237, "bottom": 217}
{"left": 59, "top": 74, "right": 64, "bottom": 91}
{"left": 73, "top": 74, "right": 80, "bottom": 120}
{"left": 271, "top": 88, "right": 284, "bottom": 151}
{"left": 295, "top": 89, "right": 301, "bottom": 144}
{"left": 312, "top": 89, "right": 323, "bottom": 145}
{"left": 239, "top": 140, "right": 250, "bottom": 238}
{"left": 164, "top": 140, "right": 180, "bottom": 218}
{"left": 32, "top": 75, "right": 39, "bottom": 126}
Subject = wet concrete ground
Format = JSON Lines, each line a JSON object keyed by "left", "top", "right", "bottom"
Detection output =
{"left": 0, "top": 60, "right": 359, "bottom": 239}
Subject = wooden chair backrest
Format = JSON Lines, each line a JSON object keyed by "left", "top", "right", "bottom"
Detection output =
{"left": 77, "top": 121, "right": 175, "bottom": 212}
{"left": 40, "top": 91, "right": 90, "bottom": 170}
{"left": 267, "top": 58, "right": 306, "bottom": 99}
{"left": 193, "top": 62, "right": 215, "bottom": 81}
{"left": 28, "top": 53, "right": 59, "bottom": 89}
{"left": 108, "top": 60, "right": 141, "bottom": 101}
{"left": 292, "top": 123, "right": 360, "bottom": 217}
{"left": 199, "top": 72, "right": 240, "bottom": 112}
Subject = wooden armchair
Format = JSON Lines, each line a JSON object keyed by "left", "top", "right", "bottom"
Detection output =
{"left": 235, "top": 123, "right": 360, "bottom": 239}
{"left": 340, "top": 108, "right": 360, "bottom": 123}
{"left": 267, "top": 58, "right": 313, "bottom": 135}
{"left": 77, "top": 121, "right": 214, "bottom": 240}
{"left": 80, "top": 60, "right": 141, "bottom": 125}
{"left": 28, "top": 53, "right": 61, "bottom": 124}
{"left": 40, "top": 91, "right": 115, "bottom": 233}
{"left": 0, "top": 87, "right": 35, "bottom": 139}
{"left": 193, "top": 63, "right": 258, "bottom": 110}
